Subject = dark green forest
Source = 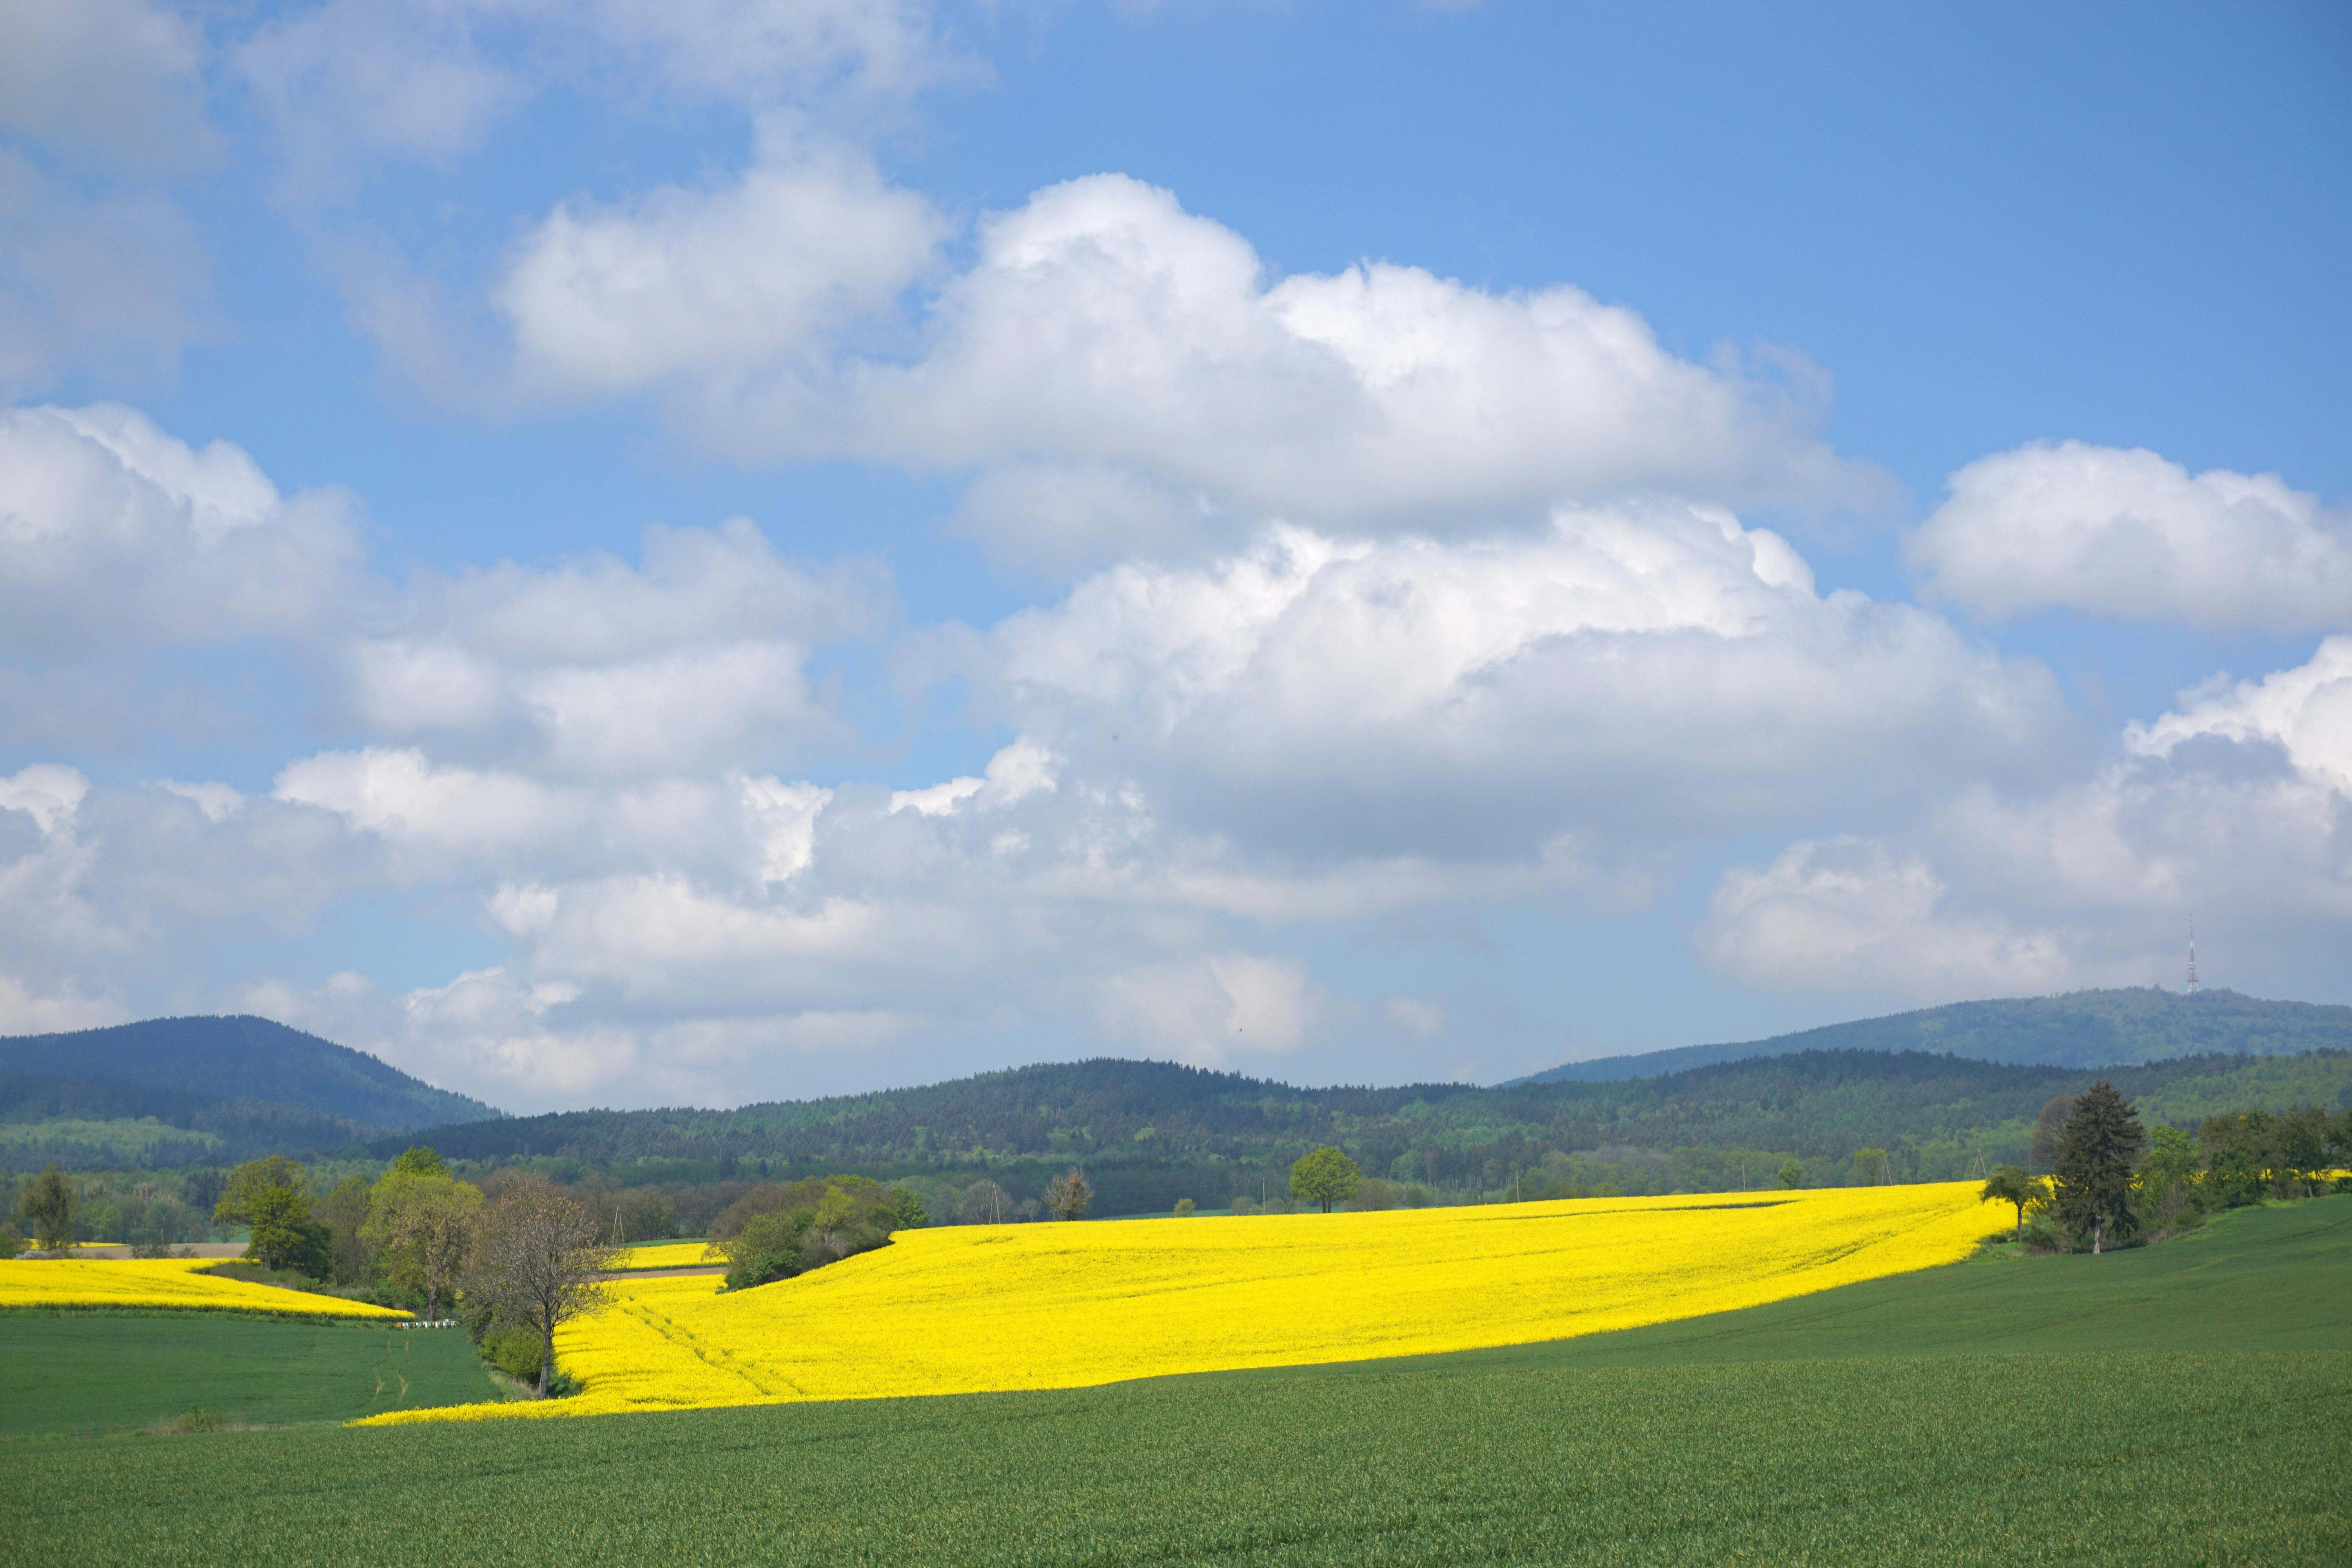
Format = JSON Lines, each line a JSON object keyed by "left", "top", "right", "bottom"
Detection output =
{"left": 356, "top": 1047, "right": 2352, "bottom": 1216}
{"left": 0, "top": 1073, "right": 399, "bottom": 1168}
{"left": 10, "top": 1001, "right": 2352, "bottom": 1223}
{"left": 1517, "top": 987, "right": 2352, "bottom": 1082}
{"left": 0, "top": 1016, "right": 500, "bottom": 1131}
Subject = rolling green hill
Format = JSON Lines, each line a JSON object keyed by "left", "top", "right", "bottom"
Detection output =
{"left": 378, "top": 1046, "right": 2352, "bottom": 1212}
{"left": 1514, "top": 986, "right": 2352, "bottom": 1083}
{"left": 0, "top": 1016, "right": 499, "bottom": 1132}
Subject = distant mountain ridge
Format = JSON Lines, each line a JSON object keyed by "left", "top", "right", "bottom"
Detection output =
{"left": 379, "top": 1045, "right": 2352, "bottom": 1200}
{"left": 0, "top": 1016, "right": 501, "bottom": 1132}
{"left": 1510, "top": 988, "right": 2352, "bottom": 1085}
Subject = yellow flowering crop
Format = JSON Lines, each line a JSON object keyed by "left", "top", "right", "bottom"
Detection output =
{"left": 0, "top": 1258, "right": 412, "bottom": 1320}
{"left": 613, "top": 1241, "right": 721, "bottom": 1270}
{"left": 367, "top": 1182, "right": 1993, "bottom": 1426}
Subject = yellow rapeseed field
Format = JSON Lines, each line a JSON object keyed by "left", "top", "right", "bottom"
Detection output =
{"left": 368, "top": 1181, "right": 1993, "bottom": 1426}
{"left": 0, "top": 1258, "right": 412, "bottom": 1320}
{"left": 613, "top": 1241, "right": 722, "bottom": 1270}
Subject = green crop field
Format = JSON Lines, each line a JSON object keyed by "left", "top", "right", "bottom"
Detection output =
{"left": 3, "top": 1200, "right": 2346, "bottom": 1566}
{"left": 0, "top": 1317, "right": 497, "bottom": 1438}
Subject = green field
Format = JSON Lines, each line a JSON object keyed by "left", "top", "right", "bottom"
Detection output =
{"left": 0, "top": 1317, "right": 498, "bottom": 1437}
{"left": 2, "top": 1200, "right": 2346, "bottom": 1566}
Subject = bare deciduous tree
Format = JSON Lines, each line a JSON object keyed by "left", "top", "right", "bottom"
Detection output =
{"left": 463, "top": 1177, "right": 622, "bottom": 1396}
{"left": 959, "top": 1180, "right": 1011, "bottom": 1225}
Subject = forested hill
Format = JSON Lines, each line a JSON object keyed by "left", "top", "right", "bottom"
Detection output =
{"left": 0, "top": 1073, "right": 400, "bottom": 1169}
{"left": 0, "top": 1016, "right": 500, "bottom": 1131}
{"left": 1512, "top": 988, "right": 2352, "bottom": 1084}
{"left": 380, "top": 1049, "right": 2352, "bottom": 1185}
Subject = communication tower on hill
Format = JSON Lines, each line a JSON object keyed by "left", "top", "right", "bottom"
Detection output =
{"left": 2186, "top": 922, "right": 2199, "bottom": 996}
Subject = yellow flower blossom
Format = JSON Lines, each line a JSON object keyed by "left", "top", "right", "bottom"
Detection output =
{"left": 0, "top": 1258, "right": 412, "bottom": 1320}
{"left": 367, "top": 1182, "right": 1993, "bottom": 1426}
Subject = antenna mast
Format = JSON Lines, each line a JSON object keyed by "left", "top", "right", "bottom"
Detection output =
{"left": 2185, "top": 922, "right": 2199, "bottom": 997}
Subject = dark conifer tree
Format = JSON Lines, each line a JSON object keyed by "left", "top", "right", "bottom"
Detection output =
{"left": 2053, "top": 1081, "right": 2147, "bottom": 1254}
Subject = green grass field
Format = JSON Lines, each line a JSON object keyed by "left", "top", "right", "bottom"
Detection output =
{"left": 0, "top": 1317, "right": 497, "bottom": 1437}
{"left": 2, "top": 1199, "right": 2345, "bottom": 1566}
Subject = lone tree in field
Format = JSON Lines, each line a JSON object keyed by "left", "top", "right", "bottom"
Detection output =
{"left": 1290, "top": 1147, "right": 1361, "bottom": 1213}
{"left": 19, "top": 1164, "right": 76, "bottom": 1252}
{"left": 214, "top": 1156, "right": 330, "bottom": 1275}
{"left": 464, "top": 1176, "right": 621, "bottom": 1396}
{"left": 2053, "top": 1081, "right": 2147, "bottom": 1255}
{"left": 1776, "top": 1160, "right": 1805, "bottom": 1189}
{"left": 1044, "top": 1167, "right": 1093, "bottom": 1221}
{"left": 1979, "top": 1165, "right": 2043, "bottom": 1243}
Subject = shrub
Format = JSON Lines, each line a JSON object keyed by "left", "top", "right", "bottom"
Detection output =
{"left": 1173, "top": 1198, "right": 1196, "bottom": 1217}
{"left": 715, "top": 1177, "right": 911, "bottom": 1290}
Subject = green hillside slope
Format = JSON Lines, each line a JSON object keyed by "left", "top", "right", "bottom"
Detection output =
{"left": 0, "top": 1016, "right": 500, "bottom": 1132}
{"left": 1515, "top": 986, "right": 2352, "bottom": 1083}
{"left": 381, "top": 1047, "right": 2352, "bottom": 1209}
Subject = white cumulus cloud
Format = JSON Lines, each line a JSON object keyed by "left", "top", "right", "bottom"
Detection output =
{"left": 1909, "top": 441, "right": 2352, "bottom": 632}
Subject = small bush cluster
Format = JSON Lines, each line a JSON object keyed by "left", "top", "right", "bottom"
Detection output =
{"left": 711, "top": 1176, "right": 926, "bottom": 1291}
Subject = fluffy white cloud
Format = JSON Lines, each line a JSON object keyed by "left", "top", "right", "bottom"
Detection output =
{"left": 274, "top": 747, "right": 844, "bottom": 890}
{"left": 328, "top": 516, "right": 886, "bottom": 776}
{"left": 0, "top": 403, "right": 363, "bottom": 654}
{"left": 497, "top": 123, "right": 944, "bottom": 400}
{"left": 1700, "top": 638, "right": 2352, "bottom": 1003}
{"left": 2129, "top": 636, "right": 2352, "bottom": 794}
{"left": 690, "top": 176, "right": 1882, "bottom": 537}
{"left": 0, "top": 768, "right": 385, "bottom": 1023}
{"left": 889, "top": 737, "right": 1057, "bottom": 817}
{"left": 1909, "top": 441, "right": 2352, "bottom": 632}
{"left": 0, "top": 0, "right": 213, "bottom": 169}
{"left": 985, "top": 505, "right": 2065, "bottom": 858}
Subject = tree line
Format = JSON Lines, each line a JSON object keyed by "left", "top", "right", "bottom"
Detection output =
{"left": 1980, "top": 1083, "right": 2350, "bottom": 1254}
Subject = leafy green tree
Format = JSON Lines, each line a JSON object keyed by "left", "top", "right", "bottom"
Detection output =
{"left": 316, "top": 1175, "right": 374, "bottom": 1285}
{"left": 2138, "top": 1124, "right": 2203, "bottom": 1230}
{"left": 1173, "top": 1198, "right": 1197, "bottom": 1217}
{"left": 2028, "top": 1094, "right": 2077, "bottom": 1174}
{"left": 0, "top": 1224, "right": 20, "bottom": 1259}
{"left": 1290, "top": 1147, "right": 1361, "bottom": 1213}
{"left": 2200, "top": 1111, "right": 2278, "bottom": 1207}
{"left": 19, "top": 1164, "right": 76, "bottom": 1252}
{"left": 1978, "top": 1165, "right": 2043, "bottom": 1243}
{"left": 2275, "top": 1105, "right": 2334, "bottom": 1199}
{"left": 1850, "top": 1148, "right": 1890, "bottom": 1186}
{"left": 364, "top": 1170, "right": 481, "bottom": 1318}
{"left": 388, "top": 1146, "right": 449, "bottom": 1179}
{"left": 2053, "top": 1081, "right": 2147, "bottom": 1254}
{"left": 887, "top": 1188, "right": 927, "bottom": 1230}
{"left": 215, "top": 1157, "right": 331, "bottom": 1274}
{"left": 1776, "top": 1160, "right": 1805, "bottom": 1189}
{"left": 1044, "top": 1167, "right": 1094, "bottom": 1221}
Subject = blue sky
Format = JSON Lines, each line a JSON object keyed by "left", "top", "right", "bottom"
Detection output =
{"left": 2, "top": 0, "right": 2347, "bottom": 1111}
